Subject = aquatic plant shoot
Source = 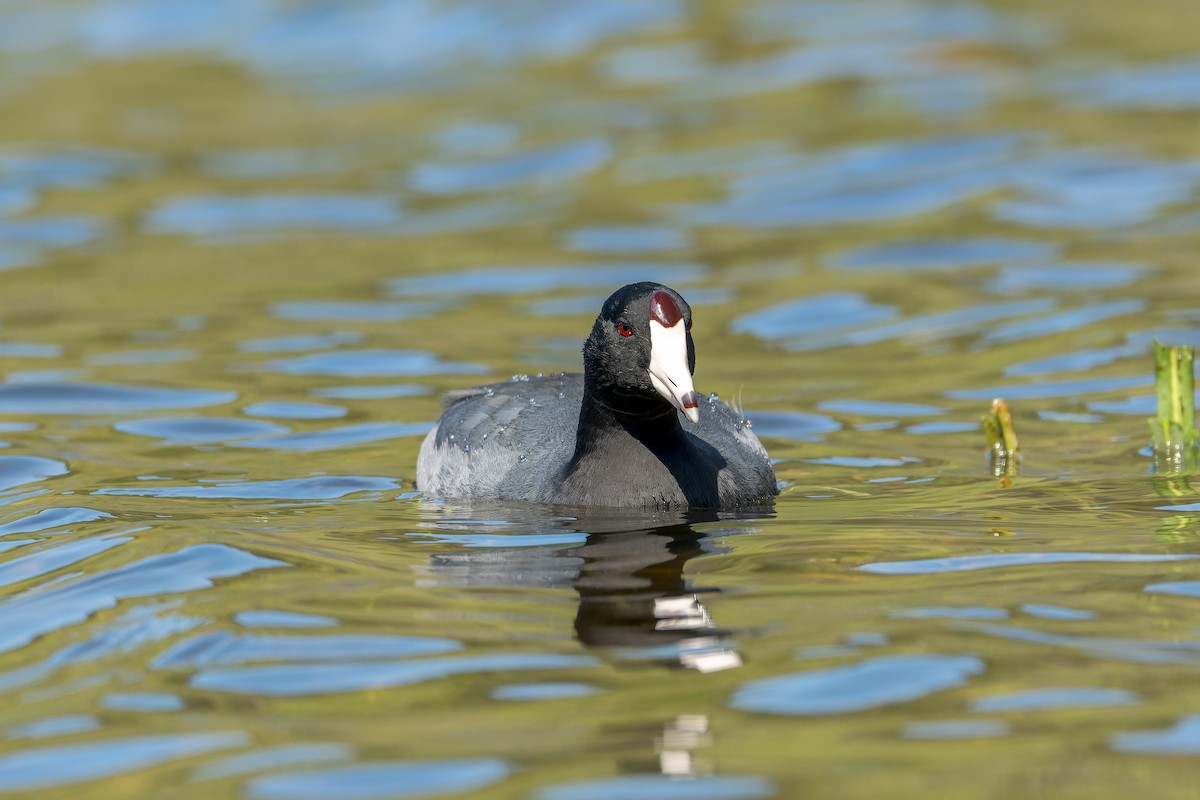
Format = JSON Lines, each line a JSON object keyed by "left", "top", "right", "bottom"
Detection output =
{"left": 982, "top": 398, "right": 1020, "bottom": 481}
{"left": 1151, "top": 341, "right": 1198, "bottom": 473}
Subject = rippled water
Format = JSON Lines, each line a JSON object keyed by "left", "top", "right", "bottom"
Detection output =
{"left": 0, "top": 0, "right": 1198, "bottom": 797}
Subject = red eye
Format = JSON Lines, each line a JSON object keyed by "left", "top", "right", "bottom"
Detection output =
{"left": 617, "top": 321, "right": 634, "bottom": 337}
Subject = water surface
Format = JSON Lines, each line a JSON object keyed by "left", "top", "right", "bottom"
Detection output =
{"left": 0, "top": 0, "right": 1199, "bottom": 798}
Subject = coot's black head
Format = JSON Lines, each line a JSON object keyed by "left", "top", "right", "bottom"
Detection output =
{"left": 582, "top": 282, "right": 699, "bottom": 422}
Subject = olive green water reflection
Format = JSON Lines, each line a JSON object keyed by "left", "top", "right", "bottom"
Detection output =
{"left": 1, "top": 0, "right": 1200, "bottom": 797}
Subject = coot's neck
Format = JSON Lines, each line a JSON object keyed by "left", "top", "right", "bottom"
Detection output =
{"left": 571, "top": 381, "right": 688, "bottom": 459}
{"left": 554, "top": 377, "right": 717, "bottom": 510}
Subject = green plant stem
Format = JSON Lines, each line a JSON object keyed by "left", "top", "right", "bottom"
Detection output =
{"left": 1151, "top": 341, "right": 1197, "bottom": 473}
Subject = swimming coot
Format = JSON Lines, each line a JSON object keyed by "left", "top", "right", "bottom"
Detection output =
{"left": 416, "top": 282, "right": 776, "bottom": 510}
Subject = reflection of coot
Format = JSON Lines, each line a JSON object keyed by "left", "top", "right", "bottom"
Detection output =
{"left": 573, "top": 524, "right": 704, "bottom": 645}
{"left": 422, "top": 505, "right": 764, "bottom": 671}
{"left": 417, "top": 282, "right": 776, "bottom": 510}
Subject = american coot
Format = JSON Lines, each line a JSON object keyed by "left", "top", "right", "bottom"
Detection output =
{"left": 416, "top": 282, "right": 777, "bottom": 510}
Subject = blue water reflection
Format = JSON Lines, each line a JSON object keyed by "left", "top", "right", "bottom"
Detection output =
{"left": 268, "top": 349, "right": 485, "bottom": 377}
{"left": 0, "top": 343, "right": 65, "bottom": 357}
{"left": 1005, "top": 346, "right": 1138, "bottom": 377}
{"left": 101, "top": 691, "right": 185, "bottom": 712}
{"left": 1021, "top": 604, "right": 1095, "bottom": 621}
{"left": 88, "top": 348, "right": 196, "bottom": 366}
{"left": 410, "top": 530, "right": 589, "bottom": 548}
{"left": 680, "top": 135, "right": 1200, "bottom": 234}
{"left": 244, "top": 759, "right": 511, "bottom": 800}
{"left": 238, "top": 332, "right": 364, "bottom": 353}
{"left": 743, "top": 1, "right": 1011, "bottom": 45}
{"left": 193, "top": 743, "right": 354, "bottom": 781}
{"left": 892, "top": 606, "right": 1008, "bottom": 620}
{"left": 0, "top": 147, "right": 147, "bottom": 196}
{"left": 154, "top": 631, "right": 462, "bottom": 668}
{"left": 145, "top": 194, "right": 402, "bottom": 238}
{"left": 853, "top": 300, "right": 1057, "bottom": 348}
{"left": 1059, "top": 59, "right": 1200, "bottom": 109}
{"left": 731, "top": 293, "right": 896, "bottom": 342}
{"left": 0, "top": 215, "right": 105, "bottom": 269}
{"left": 235, "top": 421, "right": 429, "bottom": 451}
{"left": 95, "top": 475, "right": 399, "bottom": 500}
{"left": 0, "top": 245, "right": 39, "bottom": 271}
{"left": 982, "top": 299, "right": 1146, "bottom": 345}
{"left": 730, "top": 654, "right": 983, "bottom": 715}
{"left": 819, "top": 400, "right": 944, "bottom": 417}
{"left": 65, "top": 0, "right": 678, "bottom": 87}
{"left": 0, "top": 602, "right": 205, "bottom": 693}
{"left": 831, "top": 238, "right": 1055, "bottom": 272}
{"left": 906, "top": 421, "right": 984, "bottom": 435}
{"left": 947, "top": 375, "right": 1151, "bottom": 401}
{"left": 734, "top": 411, "right": 841, "bottom": 442}
{"left": 234, "top": 610, "right": 337, "bottom": 628}
{"left": 0, "top": 731, "right": 248, "bottom": 792}
{"left": 0, "top": 215, "right": 103, "bottom": 247}
{"left": 0, "top": 381, "right": 235, "bottom": 414}
{"left": 538, "top": 774, "right": 775, "bottom": 800}
{"left": 805, "top": 455, "right": 918, "bottom": 469}
{"left": 435, "top": 122, "right": 518, "bottom": 155}
{"left": 971, "top": 687, "right": 1136, "bottom": 713}
{"left": 311, "top": 384, "right": 430, "bottom": 400}
{"left": 192, "top": 652, "right": 597, "bottom": 696}
{"left": 270, "top": 300, "right": 441, "bottom": 323}
{"left": 491, "top": 682, "right": 602, "bottom": 701}
{"left": 1088, "top": 394, "right": 1161, "bottom": 416}
{"left": 1144, "top": 581, "right": 1200, "bottom": 597}
{"left": 734, "top": 295, "right": 1062, "bottom": 352}
{"left": 387, "top": 264, "right": 705, "bottom": 297}
{"left": 993, "top": 151, "right": 1200, "bottom": 228}
{"left": 862, "top": 552, "right": 1197, "bottom": 575}
{"left": 115, "top": 417, "right": 289, "bottom": 445}
{"left": 681, "top": 41, "right": 930, "bottom": 100}
{"left": 0, "top": 456, "right": 68, "bottom": 493}
{"left": 243, "top": 401, "right": 345, "bottom": 420}
{"left": 987, "top": 262, "right": 1146, "bottom": 293}
{"left": 0, "top": 543, "right": 284, "bottom": 654}
{"left": 6, "top": 714, "right": 101, "bottom": 739}
{"left": 686, "top": 134, "right": 1024, "bottom": 227}
{"left": 1112, "top": 716, "right": 1200, "bottom": 755}
{"left": 955, "top": 622, "right": 1200, "bottom": 667}
{"left": 410, "top": 138, "right": 611, "bottom": 195}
